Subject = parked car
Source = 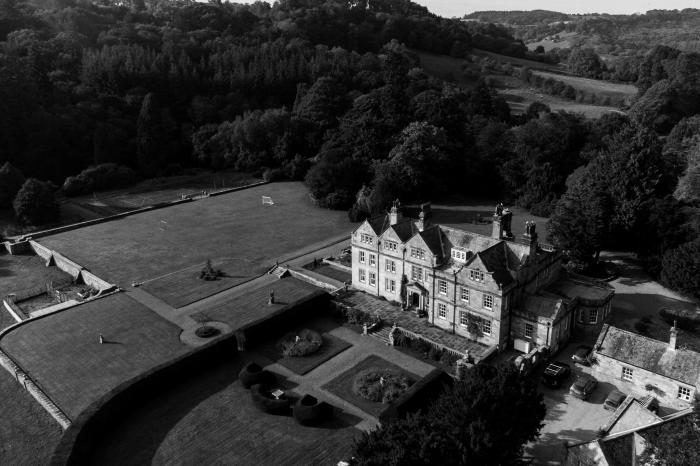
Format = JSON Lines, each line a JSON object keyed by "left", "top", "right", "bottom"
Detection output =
{"left": 571, "top": 345, "right": 593, "bottom": 366}
{"left": 570, "top": 374, "right": 597, "bottom": 400}
{"left": 603, "top": 389, "right": 627, "bottom": 411}
{"left": 541, "top": 361, "right": 572, "bottom": 388}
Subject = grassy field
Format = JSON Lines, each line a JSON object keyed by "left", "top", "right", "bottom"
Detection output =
{"left": 87, "top": 357, "right": 361, "bottom": 465}
{"left": 197, "top": 277, "right": 321, "bottom": 331}
{"left": 498, "top": 87, "right": 625, "bottom": 118}
{"left": 0, "top": 369, "right": 63, "bottom": 465}
{"left": 0, "top": 293, "right": 190, "bottom": 419}
{"left": 473, "top": 48, "right": 566, "bottom": 73}
{"left": 526, "top": 31, "right": 579, "bottom": 52}
{"left": 415, "top": 50, "right": 480, "bottom": 88}
{"left": 531, "top": 70, "right": 637, "bottom": 105}
{"left": 0, "top": 252, "right": 73, "bottom": 300}
{"left": 40, "top": 182, "right": 353, "bottom": 305}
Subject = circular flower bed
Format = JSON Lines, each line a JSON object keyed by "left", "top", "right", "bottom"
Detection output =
{"left": 195, "top": 325, "right": 221, "bottom": 338}
{"left": 278, "top": 329, "right": 323, "bottom": 357}
{"left": 352, "top": 368, "right": 414, "bottom": 404}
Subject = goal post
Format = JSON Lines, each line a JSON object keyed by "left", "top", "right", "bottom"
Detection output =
{"left": 262, "top": 196, "right": 274, "bottom": 205}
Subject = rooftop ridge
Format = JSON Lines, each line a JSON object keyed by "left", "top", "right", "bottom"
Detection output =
{"left": 601, "top": 324, "right": 697, "bottom": 355}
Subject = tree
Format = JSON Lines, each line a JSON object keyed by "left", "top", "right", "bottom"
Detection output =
{"left": 352, "top": 364, "right": 546, "bottom": 466}
{"left": 661, "top": 240, "right": 700, "bottom": 300}
{"left": 568, "top": 48, "right": 604, "bottom": 78}
{"left": 547, "top": 171, "right": 610, "bottom": 268}
{"left": 136, "top": 93, "right": 169, "bottom": 177}
{"left": 13, "top": 178, "right": 59, "bottom": 225}
{"left": 638, "top": 401, "right": 700, "bottom": 466}
{"left": 0, "top": 162, "right": 25, "bottom": 209}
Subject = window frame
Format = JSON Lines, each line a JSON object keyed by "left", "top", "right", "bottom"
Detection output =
{"left": 358, "top": 269, "right": 366, "bottom": 283}
{"left": 481, "top": 319, "right": 492, "bottom": 336}
{"left": 369, "top": 271, "right": 376, "bottom": 286}
{"left": 622, "top": 367, "right": 633, "bottom": 382}
{"left": 359, "top": 250, "right": 365, "bottom": 264}
{"left": 483, "top": 294, "right": 493, "bottom": 310}
{"left": 588, "top": 309, "right": 598, "bottom": 324}
{"left": 459, "top": 310, "right": 469, "bottom": 326}
{"left": 369, "top": 253, "right": 376, "bottom": 267}
{"left": 460, "top": 287, "right": 469, "bottom": 303}
{"left": 385, "top": 259, "right": 395, "bottom": 273}
{"left": 438, "top": 279, "right": 448, "bottom": 295}
{"left": 525, "top": 323, "right": 534, "bottom": 338}
{"left": 678, "top": 386, "right": 692, "bottom": 401}
{"left": 438, "top": 303, "right": 447, "bottom": 319}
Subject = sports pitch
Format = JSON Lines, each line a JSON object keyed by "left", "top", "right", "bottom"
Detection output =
{"left": 39, "top": 182, "right": 352, "bottom": 307}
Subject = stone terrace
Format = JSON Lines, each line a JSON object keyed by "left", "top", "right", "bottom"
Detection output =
{"left": 337, "top": 290, "right": 492, "bottom": 358}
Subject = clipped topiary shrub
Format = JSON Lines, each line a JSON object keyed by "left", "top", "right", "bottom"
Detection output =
{"left": 278, "top": 329, "right": 323, "bottom": 357}
{"left": 352, "top": 369, "right": 414, "bottom": 404}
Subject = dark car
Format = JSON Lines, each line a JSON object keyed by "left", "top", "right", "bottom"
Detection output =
{"left": 541, "top": 361, "right": 572, "bottom": 388}
{"left": 603, "top": 389, "right": 627, "bottom": 411}
{"left": 570, "top": 374, "right": 597, "bottom": 400}
{"left": 571, "top": 345, "right": 593, "bottom": 366}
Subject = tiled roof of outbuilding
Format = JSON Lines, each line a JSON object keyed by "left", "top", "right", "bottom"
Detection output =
{"left": 595, "top": 324, "right": 700, "bottom": 386}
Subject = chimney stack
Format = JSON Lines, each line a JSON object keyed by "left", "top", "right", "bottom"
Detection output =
{"left": 522, "top": 221, "right": 538, "bottom": 257}
{"left": 492, "top": 203, "right": 505, "bottom": 239}
{"left": 389, "top": 199, "right": 402, "bottom": 226}
{"left": 669, "top": 321, "right": 678, "bottom": 350}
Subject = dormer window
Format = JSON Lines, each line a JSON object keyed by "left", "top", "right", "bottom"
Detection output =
{"left": 360, "top": 233, "right": 373, "bottom": 245}
{"left": 470, "top": 269, "right": 484, "bottom": 282}
{"left": 451, "top": 248, "right": 467, "bottom": 262}
{"left": 385, "top": 240, "right": 398, "bottom": 251}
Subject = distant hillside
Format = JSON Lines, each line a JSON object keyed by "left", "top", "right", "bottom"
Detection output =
{"left": 467, "top": 9, "right": 700, "bottom": 56}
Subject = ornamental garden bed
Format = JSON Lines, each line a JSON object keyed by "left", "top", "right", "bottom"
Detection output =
{"left": 258, "top": 328, "right": 352, "bottom": 375}
{"left": 322, "top": 355, "right": 419, "bottom": 419}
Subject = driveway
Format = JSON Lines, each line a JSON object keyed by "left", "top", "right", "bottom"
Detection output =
{"left": 525, "top": 342, "right": 620, "bottom": 465}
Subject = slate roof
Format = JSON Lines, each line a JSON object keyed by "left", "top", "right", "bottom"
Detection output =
{"left": 387, "top": 219, "right": 417, "bottom": 242}
{"left": 516, "top": 294, "right": 565, "bottom": 321}
{"left": 418, "top": 225, "right": 444, "bottom": 257}
{"left": 595, "top": 324, "right": 700, "bottom": 386}
{"left": 366, "top": 215, "right": 390, "bottom": 235}
{"left": 478, "top": 242, "right": 516, "bottom": 286}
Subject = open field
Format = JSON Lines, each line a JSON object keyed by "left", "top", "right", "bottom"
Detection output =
{"left": 473, "top": 48, "right": 566, "bottom": 73}
{"left": 0, "top": 293, "right": 190, "bottom": 418}
{"left": 526, "top": 31, "right": 579, "bottom": 52}
{"left": 0, "top": 369, "right": 63, "bottom": 465}
{"left": 499, "top": 87, "right": 624, "bottom": 118}
{"left": 87, "top": 357, "right": 361, "bottom": 465}
{"left": 70, "top": 170, "right": 260, "bottom": 215}
{"left": 39, "top": 182, "right": 353, "bottom": 304}
{"left": 0, "top": 252, "right": 73, "bottom": 300}
{"left": 531, "top": 70, "right": 637, "bottom": 105}
{"left": 415, "top": 50, "right": 480, "bottom": 88}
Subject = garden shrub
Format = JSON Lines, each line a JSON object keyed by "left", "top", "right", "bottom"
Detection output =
{"left": 659, "top": 308, "right": 699, "bottom": 331}
{"left": 339, "top": 306, "right": 382, "bottom": 327}
{"left": 428, "top": 346, "right": 443, "bottom": 361}
{"left": 439, "top": 351, "right": 460, "bottom": 371}
{"left": 412, "top": 338, "right": 431, "bottom": 355}
{"left": 278, "top": 329, "right": 323, "bottom": 357}
{"left": 199, "top": 259, "right": 224, "bottom": 280}
{"left": 353, "top": 369, "right": 414, "bottom": 404}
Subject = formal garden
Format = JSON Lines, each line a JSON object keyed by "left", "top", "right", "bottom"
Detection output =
{"left": 259, "top": 327, "right": 352, "bottom": 375}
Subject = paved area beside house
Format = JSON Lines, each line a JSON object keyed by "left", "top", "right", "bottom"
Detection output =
{"left": 337, "top": 290, "right": 491, "bottom": 357}
{"left": 525, "top": 340, "right": 620, "bottom": 465}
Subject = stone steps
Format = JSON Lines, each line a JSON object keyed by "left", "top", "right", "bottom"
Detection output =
{"left": 369, "top": 326, "right": 391, "bottom": 345}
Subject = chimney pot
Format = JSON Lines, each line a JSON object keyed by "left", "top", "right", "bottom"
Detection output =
{"left": 669, "top": 321, "right": 678, "bottom": 350}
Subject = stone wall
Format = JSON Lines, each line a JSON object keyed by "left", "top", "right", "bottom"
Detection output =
{"left": 592, "top": 352, "right": 696, "bottom": 410}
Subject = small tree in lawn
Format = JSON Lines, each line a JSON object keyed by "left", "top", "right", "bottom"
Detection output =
{"left": 13, "top": 178, "right": 59, "bottom": 225}
{"left": 0, "top": 162, "right": 25, "bottom": 209}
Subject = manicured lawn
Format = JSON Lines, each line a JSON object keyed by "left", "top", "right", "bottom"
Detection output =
{"left": 86, "top": 357, "right": 361, "bottom": 465}
{"left": 0, "top": 293, "right": 190, "bottom": 419}
{"left": 0, "top": 252, "right": 73, "bottom": 300}
{"left": 40, "top": 182, "right": 353, "bottom": 305}
{"left": 197, "top": 277, "right": 322, "bottom": 331}
{"left": 0, "top": 369, "right": 62, "bottom": 465}
{"left": 258, "top": 331, "right": 352, "bottom": 375}
{"left": 322, "top": 354, "right": 419, "bottom": 419}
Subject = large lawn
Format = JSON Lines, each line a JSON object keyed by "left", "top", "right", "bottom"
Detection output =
{"left": 0, "top": 293, "right": 190, "bottom": 419}
{"left": 86, "top": 357, "right": 361, "bottom": 465}
{"left": 39, "top": 182, "right": 352, "bottom": 306}
{"left": 0, "top": 369, "right": 62, "bottom": 465}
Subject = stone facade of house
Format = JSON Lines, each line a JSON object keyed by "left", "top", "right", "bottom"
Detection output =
{"left": 592, "top": 324, "right": 700, "bottom": 409}
{"left": 351, "top": 202, "right": 614, "bottom": 353}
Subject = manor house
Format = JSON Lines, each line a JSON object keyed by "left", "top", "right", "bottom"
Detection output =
{"left": 350, "top": 202, "right": 614, "bottom": 354}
